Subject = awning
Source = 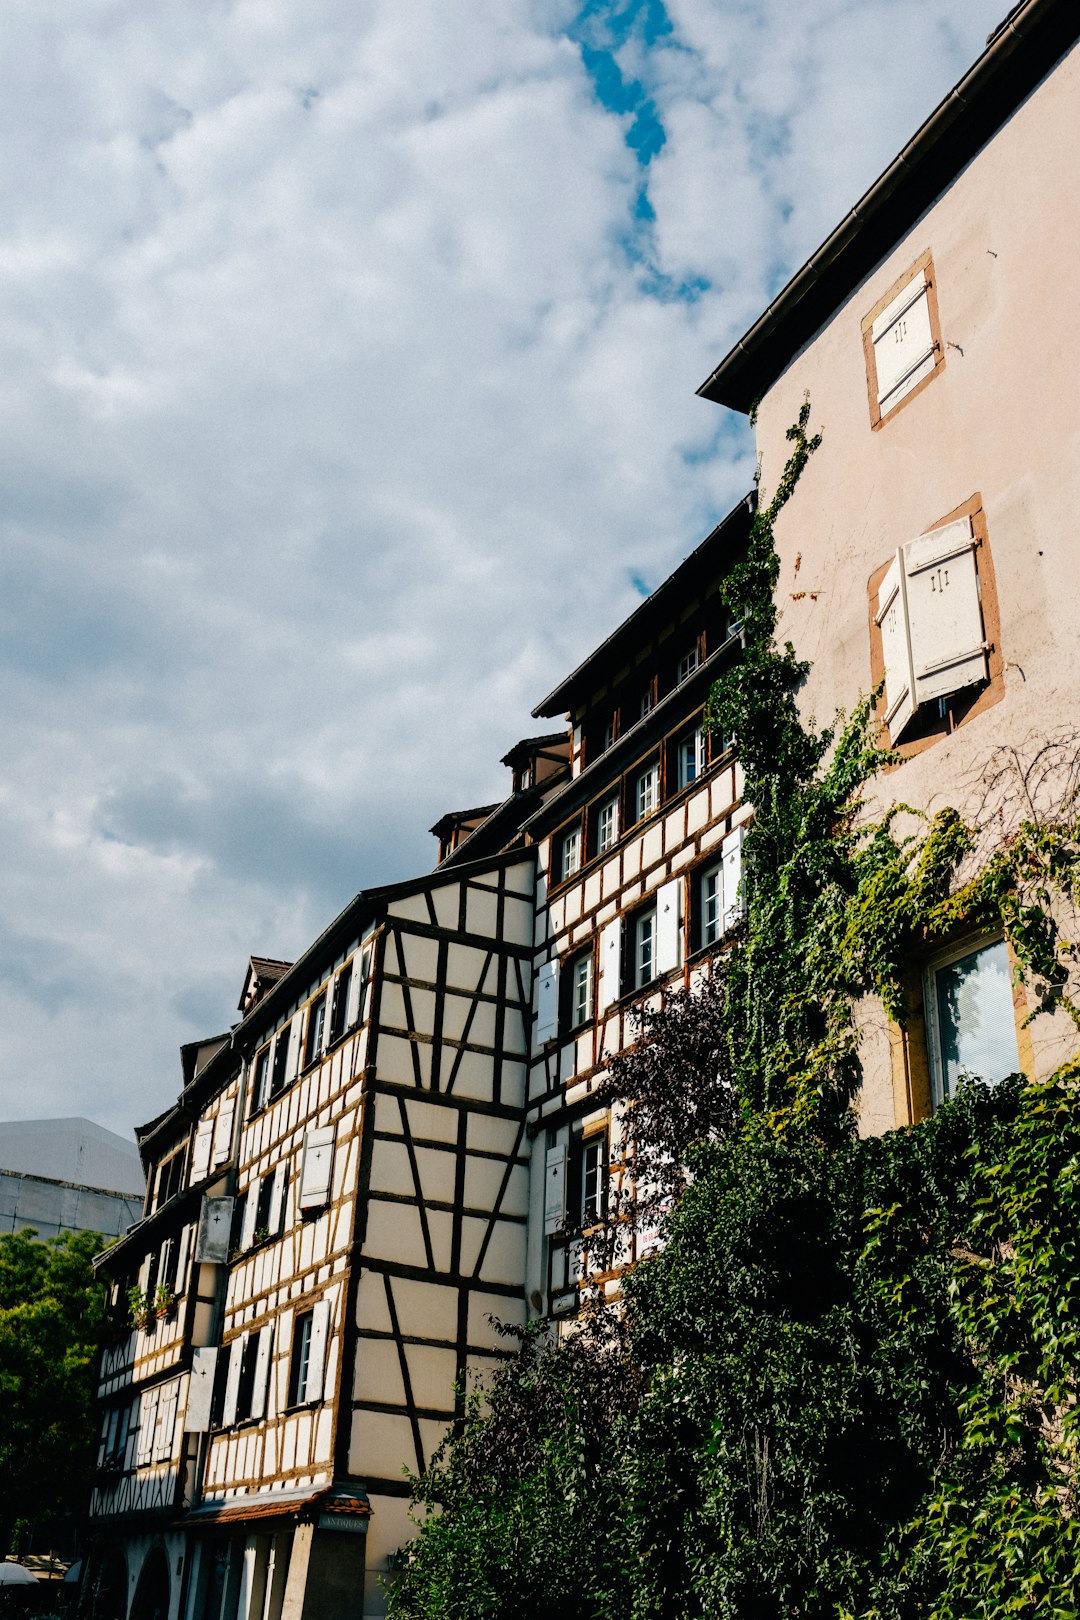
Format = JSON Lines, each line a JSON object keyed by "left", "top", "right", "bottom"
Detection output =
{"left": 183, "top": 1484, "right": 371, "bottom": 1530}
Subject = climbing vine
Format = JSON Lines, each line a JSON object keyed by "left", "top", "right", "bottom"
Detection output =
{"left": 389, "top": 406, "right": 1080, "bottom": 1620}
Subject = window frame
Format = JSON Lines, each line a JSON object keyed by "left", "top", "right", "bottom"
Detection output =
{"left": 868, "top": 495, "right": 1004, "bottom": 759}
{"left": 303, "top": 992, "right": 327, "bottom": 1069}
{"left": 923, "top": 934, "right": 1023, "bottom": 1110}
{"left": 563, "top": 946, "right": 594, "bottom": 1033}
{"left": 861, "top": 250, "right": 945, "bottom": 430}
{"left": 580, "top": 1131, "right": 608, "bottom": 1230}
{"left": 676, "top": 642, "right": 702, "bottom": 687}
{"left": 560, "top": 823, "right": 582, "bottom": 882}
{"left": 629, "top": 905, "right": 658, "bottom": 993}
{"left": 694, "top": 858, "right": 724, "bottom": 954}
{"left": 595, "top": 794, "right": 619, "bottom": 856}
{"left": 633, "top": 758, "right": 660, "bottom": 826}
{"left": 673, "top": 722, "right": 706, "bottom": 793}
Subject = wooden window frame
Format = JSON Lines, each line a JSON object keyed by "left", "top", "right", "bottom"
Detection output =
{"left": 562, "top": 945, "right": 594, "bottom": 1034}
{"left": 867, "top": 493, "right": 1004, "bottom": 761}
{"left": 303, "top": 991, "right": 327, "bottom": 1070}
{"left": 862, "top": 249, "right": 945, "bottom": 430}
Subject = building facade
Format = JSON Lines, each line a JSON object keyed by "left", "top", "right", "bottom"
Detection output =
{"left": 86, "top": 2, "right": 1080, "bottom": 1615}
{"left": 697, "top": 0, "right": 1080, "bottom": 1133}
{"left": 0, "top": 1118, "right": 144, "bottom": 1241}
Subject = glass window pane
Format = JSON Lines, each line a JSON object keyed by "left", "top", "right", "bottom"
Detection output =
{"left": 933, "top": 940, "right": 1019, "bottom": 1098}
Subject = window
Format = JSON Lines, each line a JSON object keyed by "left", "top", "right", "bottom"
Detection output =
{"left": 925, "top": 938, "right": 1020, "bottom": 1106}
{"left": 697, "top": 861, "right": 723, "bottom": 950}
{"left": 269, "top": 1023, "right": 292, "bottom": 1099}
{"left": 560, "top": 824, "right": 582, "bottom": 882}
{"left": 862, "top": 252, "right": 943, "bottom": 427}
{"left": 234, "top": 1334, "right": 260, "bottom": 1422}
{"left": 581, "top": 1134, "right": 607, "bottom": 1228}
{"left": 635, "top": 762, "right": 659, "bottom": 823}
{"left": 289, "top": 1312, "right": 313, "bottom": 1406}
{"left": 676, "top": 645, "right": 700, "bottom": 686}
{"left": 298, "top": 1126, "right": 335, "bottom": 1211}
{"left": 675, "top": 726, "right": 705, "bottom": 792}
{"left": 639, "top": 681, "right": 655, "bottom": 720}
{"left": 596, "top": 795, "right": 618, "bottom": 855}
{"left": 632, "top": 907, "right": 657, "bottom": 990}
{"left": 251, "top": 1045, "right": 270, "bottom": 1112}
{"left": 329, "top": 961, "right": 352, "bottom": 1044}
{"left": 870, "top": 504, "right": 1001, "bottom": 748}
{"left": 288, "top": 1299, "right": 329, "bottom": 1406}
{"left": 566, "top": 949, "right": 593, "bottom": 1030}
{"left": 152, "top": 1148, "right": 186, "bottom": 1211}
{"left": 303, "top": 993, "right": 326, "bottom": 1068}
{"left": 603, "top": 717, "right": 616, "bottom": 751}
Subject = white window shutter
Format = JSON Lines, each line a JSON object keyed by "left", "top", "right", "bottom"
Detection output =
{"left": 298, "top": 1127, "right": 335, "bottom": 1210}
{"left": 721, "top": 828, "right": 746, "bottom": 932}
{"left": 211, "top": 1100, "right": 235, "bottom": 1168}
{"left": 543, "top": 1144, "right": 567, "bottom": 1235}
{"left": 185, "top": 1347, "right": 218, "bottom": 1434}
{"left": 190, "top": 1120, "right": 214, "bottom": 1185}
{"left": 250, "top": 1327, "right": 273, "bottom": 1420}
{"left": 289, "top": 1018, "right": 304, "bottom": 1081}
{"left": 875, "top": 552, "right": 917, "bottom": 739}
{"left": 239, "top": 1187, "right": 258, "bottom": 1251}
{"left": 153, "top": 1382, "right": 178, "bottom": 1462}
{"left": 305, "top": 1300, "right": 331, "bottom": 1403}
{"left": 597, "top": 919, "right": 622, "bottom": 1013}
{"left": 872, "top": 270, "right": 936, "bottom": 412}
{"left": 655, "top": 879, "right": 682, "bottom": 975}
{"left": 903, "top": 519, "right": 987, "bottom": 705}
{"left": 174, "top": 1223, "right": 192, "bottom": 1295}
{"left": 534, "top": 961, "right": 559, "bottom": 1048}
{"left": 136, "top": 1386, "right": 159, "bottom": 1466}
{"left": 222, "top": 1334, "right": 246, "bottom": 1426}
{"left": 268, "top": 1163, "right": 287, "bottom": 1235}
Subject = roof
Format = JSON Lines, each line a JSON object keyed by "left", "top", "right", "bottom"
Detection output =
{"left": 532, "top": 495, "right": 753, "bottom": 719}
{"left": 698, "top": 0, "right": 1080, "bottom": 412}
{"left": 429, "top": 805, "right": 499, "bottom": 839}
{"left": 0, "top": 1118, "right": 144, "bottom": 1197}
{"left": 184, "top": 1483, "right": 371, "bottom": 1529}
{"left": 499, "top": 732, "right": 569, "bottom": 769}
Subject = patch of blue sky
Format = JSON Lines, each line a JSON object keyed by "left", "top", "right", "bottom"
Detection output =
{"left": 569, "top": 0, "right": 675, "bottom": 166}
{"left": 628, "top": 569, "right": 653, "bottom": 598}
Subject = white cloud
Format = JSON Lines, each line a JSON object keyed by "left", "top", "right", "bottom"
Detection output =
{"left": 0, "top": 0, "right": 1006, "bottom": 1134}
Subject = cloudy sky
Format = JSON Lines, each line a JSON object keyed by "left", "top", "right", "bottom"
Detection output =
{"left": 0, "top": 0, "right": 1006, "bottom": 1139}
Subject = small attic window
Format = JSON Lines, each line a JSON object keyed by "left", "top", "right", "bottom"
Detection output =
{"left": 862, "top": 252, "right": 944, "bottom": 428}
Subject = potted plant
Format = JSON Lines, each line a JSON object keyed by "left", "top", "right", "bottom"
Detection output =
{"left": 127, "top": 1286, "right": 151, "bottom": 1330}
{"left": 253, "top": 1227, "right": 269, "bottom": 1248}
{"left": 154, "top": 1283, "right": 176, "bottom": 1320}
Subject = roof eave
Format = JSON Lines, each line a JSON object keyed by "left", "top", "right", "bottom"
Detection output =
{"left": 698, "top": 0, "right": 1080, "bottom": 412}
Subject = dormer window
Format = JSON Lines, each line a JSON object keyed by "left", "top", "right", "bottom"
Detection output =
{"left": 635, "top": 762, "right": 659, "bottom": 822}
{"left": 595, "top": 796, "right": 618, "bottom": 855}
{"left": 675, "top": 725, "right": 705, "bottom": 791}
{"left": 676, "top": 645, "right": 701, "bottom": 685}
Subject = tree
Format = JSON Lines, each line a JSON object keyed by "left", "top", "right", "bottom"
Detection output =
{"left": 0, "top": 1228, "right": 110, "bottom": 1556}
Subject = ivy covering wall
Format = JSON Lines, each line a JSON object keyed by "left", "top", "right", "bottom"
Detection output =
{"left": 388, "top": 407, "right": 1080, "bottom": 1620}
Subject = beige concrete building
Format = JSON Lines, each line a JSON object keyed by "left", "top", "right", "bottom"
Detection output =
{"left": 699, "top": 0, "right": 1080, "bottom": 1132}
{"left": 84, "top": 2, "right": 1080, "bottom": 1615}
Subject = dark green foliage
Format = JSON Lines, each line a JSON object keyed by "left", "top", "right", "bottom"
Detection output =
{"left": 391, "top": 1319, "right": 638, "bottom": 1620}
{"left": 0, "top": 1228, "right": 109, "bottom": 1554}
